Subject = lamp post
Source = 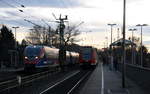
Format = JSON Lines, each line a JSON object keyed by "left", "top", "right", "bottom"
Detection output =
{"left": 12, "top": 26, "right": 19, "bottom": 68}
{"left": 12, "top": 26, "right": 19, "bottom": 48}
{"left": 105, "top": 37, "right": 108, "bottom": 48}
{"left": 122, "top": 0, "right": 126, "bottom": 88}
{"left": 129, "top": 28, "right": 137, "bottom": 64}
{"left": 117, "top": 28, "right": 120, "bottom": 40}
{"left": 107, "top": 23, "right": 116, "bottom": 70}
{"left": 136, "top": 24, "right": 148, "bottom": 66}
{"left": 108, "top": 24, "right": 116, "bottom": 44}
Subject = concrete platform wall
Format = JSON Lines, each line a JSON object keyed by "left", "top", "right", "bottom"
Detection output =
{"left": 118, "top": 63, "right": 150, "bottom": 90}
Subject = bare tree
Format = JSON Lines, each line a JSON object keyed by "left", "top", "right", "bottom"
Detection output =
{"left": 25, "top": 26, "right": 42, "bottom": 45}
{"left": 64, "top": 25, "right": 81, "bottom": 45}
{"left": 25, "top": 24, "right": 81, "bottom": 46}
{"left": 25, "top": 26, "right": 58, "bottom": 45}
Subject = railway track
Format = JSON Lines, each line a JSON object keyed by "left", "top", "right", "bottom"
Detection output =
{"left": 40, "top": 70, "right": 92, "bottom": 94}
{"left": 0, "top": 68, "right": 60, "bottom": 93}
{"left": 0, "top": 65, "right": 91, "bottom": 94}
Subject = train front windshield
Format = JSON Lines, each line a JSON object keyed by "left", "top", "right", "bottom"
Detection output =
{"left": 25, "top": 47, "right": 41, "bottom": 56}
{"left": 82, "top": 48, "right": 92, "bottom": 60}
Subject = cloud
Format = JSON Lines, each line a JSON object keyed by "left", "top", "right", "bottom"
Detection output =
{"left": 144, "top": 41, "right": 150, "bottom": 45}
{"left": 0, "top": 0, "right": 81, "bottom": 8}
{"left": 0, "top": 0, "right": 150, "bottom": 49}
{"left": 77, "top": 30, "right": 107, "bottom": 48}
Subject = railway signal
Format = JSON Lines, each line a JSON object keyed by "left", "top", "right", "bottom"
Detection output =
{"left": 53, "top": 14, "right": 68, "bottom": 70}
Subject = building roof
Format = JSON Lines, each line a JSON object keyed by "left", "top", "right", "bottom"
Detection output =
{"left": 110, "top": 38, "right": 136, "bottom": 46}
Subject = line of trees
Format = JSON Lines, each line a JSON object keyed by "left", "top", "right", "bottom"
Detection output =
{"left": 0, "top": 25, "right": 16, "bottom": 67}
{"left": 0, "top": 25, "right": 28, "bottom": 68}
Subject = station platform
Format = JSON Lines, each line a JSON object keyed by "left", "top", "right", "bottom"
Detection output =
{"left": 79, "top": 63, "right": 148, "bottom": 94}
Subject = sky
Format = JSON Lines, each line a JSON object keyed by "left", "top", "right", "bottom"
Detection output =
{"left": 0, "top": 0, "right": 150, "bottom": 49}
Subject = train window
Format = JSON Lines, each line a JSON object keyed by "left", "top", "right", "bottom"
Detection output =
{"left": 25, "top": 48, "right": 41, "bottom": 56}
{"left": 82, "top": 48, "right": 92, "bottom": 54}
{"left": 82, "top": 48, "right": 92, "bottom": 60}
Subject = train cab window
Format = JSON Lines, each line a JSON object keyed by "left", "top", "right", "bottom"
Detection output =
{"left": 25, "top": 48, "right": 41, "bottom": 56}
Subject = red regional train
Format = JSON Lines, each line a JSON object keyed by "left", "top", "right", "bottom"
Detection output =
{"left": 79, "top": 46, "right": 98, "bottom": 69}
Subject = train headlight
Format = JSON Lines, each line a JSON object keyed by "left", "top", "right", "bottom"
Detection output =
{"left": 44, "top": 61, "right": 47, "bottom": 64}
{"left": 35, "top": 56, "right": 38, "bottom": 59}
{"left": 25, "top": 57, "right": 28, "bottom": 59}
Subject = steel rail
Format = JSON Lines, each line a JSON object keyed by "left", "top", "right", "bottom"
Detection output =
{"left": 0, "top": 69, "right": 60, "bottom": 92}
{"left": 67, "top": 71, "right": 91, "bottom": 94}
{"left": 40, "top": 70, "right": 80, "bottom": 94}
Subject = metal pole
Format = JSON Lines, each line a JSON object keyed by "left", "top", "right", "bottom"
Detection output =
{"left": 108, "top": 24, "right": 116, "bottom": 70}
{"left": 140, "top": 26, "right": 143, "bottom": 66}
{"left": 122, "top": 0, "right": 126, "bottom": 88}
{"left": 117, "top": 28, "right": 120, "bottom": 40}
{"left": 107, "top": 37, "right": 108, "bottom": 48}
{"left": 12, "top": 26, "right": 19, "bottom": 68}
{"left": 132, "top": 30, "right": 133, "bottom": 64}
{"left": 12, "top": 26, "right": 19, "bottom": 48}
{"left": 105, "top": 37, "right": 108, "bottom": 48}
{"left": 136, "top": 24, "right": 148, "bottom": 66}
{"left": 111, "top": 26, "right": 113, "bottom": 44}
{"left": 14, "top": 28, "right": 17, "bottom": 48}
{"left": 15, "top": 28, "right": 16, "bottom": 47}
{"left": 110, "top": 26, "right": 113, "bottom": 70}
{"left": 129, "top": 28, "right": 137, "bottom": 65}
{"left": 58, "top": 14, "right": 68, "bottom": 71}
{"left": 48, "top": 26, "right": 52, "bottom": 46}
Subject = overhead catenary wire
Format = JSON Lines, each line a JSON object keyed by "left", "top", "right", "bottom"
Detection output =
{"left": 0, "top": 1, "right": 53, "bottom": 36}
{"left": 0, "top": 0, "right": 45, "bottom": 27}
{"left": 59, "top": 0, "right": 86, "bottom": 45}
{"left": 12, "top": 0, "right": 25, "bottom": 7}
{"left": 0, "top": 0, "right": 69, "bottom": 27}
{"left": 0, "top": 0, "right": 26, "bottom": 25}
{"left": 41, "top": 19, "right": 51, "bottom": 27}
{"left": 24, "top": 19, "right": 42, "bottom": 27}
{"left": 0, "top": 0, "right": 24, "bottom": 12}
{"left": 63, "top": 0, "right": 93, "bottom": 46}
{"left": 0, "top": 13, "right": 29, "bottom": 27}
{"left": 0, "top": 0, "right": 83, "bottom": 31}
{"left": 59, "top": 0, "right": 85, "bottom": 30}
{"left": 0, "top": 0, "right": 17, "bottom": 8}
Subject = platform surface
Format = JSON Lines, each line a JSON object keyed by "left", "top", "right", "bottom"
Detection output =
{"left": 79, "top": 63, "right": 148, "bottom": 94}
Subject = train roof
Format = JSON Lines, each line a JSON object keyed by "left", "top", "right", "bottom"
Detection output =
{"left": 25, "top": 45, "right": 79, "bottom": 54}
{"left": 83, "top": 46, "right": 92, "bottom": 48}
{"left": 25, "top": 45, "right": 57, "bottom": 49}
{"left": 25, "top": 45, "right": 43, "bottom": 49}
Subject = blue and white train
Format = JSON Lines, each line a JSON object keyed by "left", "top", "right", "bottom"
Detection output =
{"left": 24, "top": 45, "right": 79, "bottom": 70}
